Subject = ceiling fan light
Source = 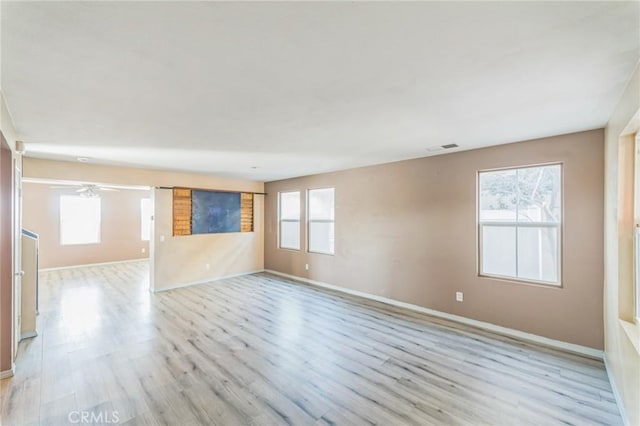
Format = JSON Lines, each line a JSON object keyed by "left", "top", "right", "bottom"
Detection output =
{"left": 80, "top": 188, "right": 99, "bottom": 198}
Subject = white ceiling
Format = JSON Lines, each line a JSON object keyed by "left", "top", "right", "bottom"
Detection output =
{"left": 1, "top": 1, "right": 638, "bottom": 182}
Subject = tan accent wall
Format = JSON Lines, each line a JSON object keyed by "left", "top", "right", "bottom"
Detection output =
{"left": 23, "top": 158, "right": 264, "bottom": 291}
{"left": 0, "top": 133, "right": 13, "bottom": 373}
{"left": 22, "top": 183, "right": 150, "bottom": 269}
{"left": 1, "top": 93, "right": 19, "bottom": 375}
{"left": 265, "top": 129, "right": 605, "bottom": 350}
{"left": 604, "top": 63, "right": 640, "bottom": 426}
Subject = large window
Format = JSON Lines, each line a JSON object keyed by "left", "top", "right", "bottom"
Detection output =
{"left": 308, "top": 188, "right": 335, "bottom": 255}
{"left": 60, "top": 196, "right": 101, "bottom": 245}
{"left": 479, "top": 164, "right": 561, "bottom": 285}
{"left": 141, "top": 198, "right": 152, "bottom": 241}
{"left": 279, "top": 191, "right": 301, "bottom": 250}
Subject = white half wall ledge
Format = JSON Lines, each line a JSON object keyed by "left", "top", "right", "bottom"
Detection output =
{"left": 19, "top": 331, "right": 37, "bottom": 340}
{"left": 263, "top": 269, "right": 604, "bottom": 360}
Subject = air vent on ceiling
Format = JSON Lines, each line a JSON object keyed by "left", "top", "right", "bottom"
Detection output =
{"left": 441, "top": 143, "right": 459, "bottom": 149}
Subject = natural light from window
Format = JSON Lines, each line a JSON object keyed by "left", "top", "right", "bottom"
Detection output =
{"left": 141, "top": 198, "right": 152, "bottom": 241}
{"left": 60, "top": 195, "right": 101, "bottom": 245}
{"left": 479, "top": 164, "right": 561, "bottom": 285}
{"left": 279, "top": 191, "right": 301, "bottom": 250}
{"left": 308, "top": 188, "right": 335, "bottom": 255}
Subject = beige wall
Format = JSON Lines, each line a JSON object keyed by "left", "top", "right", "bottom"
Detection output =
{"left": 20, "top": 232, "right": 37, "bottom": 336}
{"left": 604, "top": 63, "right": 640, "bottom": 426}
{"left": 22, "top": 183, "right": 150, "bottom": 269}
{"left": 23, "top": 158, "right": 264, "bottom": 291}
{"left": 265, "top": 129, "right": 605, "bottom": 350}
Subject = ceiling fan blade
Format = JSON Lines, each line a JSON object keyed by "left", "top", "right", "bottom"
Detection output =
{"left": 98, "top": 187, "right": 119, "bottom": 192}
{"left": 76, "top": 187, "right": 89, "bottom": 193}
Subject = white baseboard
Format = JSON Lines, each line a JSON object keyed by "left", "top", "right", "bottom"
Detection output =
{"left": 20, "top": 331, "right": 37, "bottom": 340}
{"left": 153, "top": 269, "right": 266, "bottom": 293}
{"left": 39, "top": 258, "right": 149, "bottom": 272}
{"left": 604, "top": 356, "right": 629, "bottom": 426}
{"left": 0, "top": 363, "right": 15, "bottom": 379}
{"left": 264, "top": 269, "right": 604, "bottom": 360}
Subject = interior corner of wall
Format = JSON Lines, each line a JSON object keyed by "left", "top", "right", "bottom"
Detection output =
{"left": 0, "top": 91, "right": 19, "bottom": 152}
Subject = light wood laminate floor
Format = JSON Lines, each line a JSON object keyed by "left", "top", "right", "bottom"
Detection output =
{"left": 0, "top": 261, "right": 622, "bottom": 425}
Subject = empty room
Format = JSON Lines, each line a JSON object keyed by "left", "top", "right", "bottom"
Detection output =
{"left": 0, "top": 1, "right": 639, "bottom": 425}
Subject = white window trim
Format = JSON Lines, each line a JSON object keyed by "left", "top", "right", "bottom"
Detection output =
{"left": 278, "top": 191, "right": 301, "bottom": 251}
{"left": 478, "top": 164, "right": 563, "bottom": 286}
{"left": 307, "top": 187, "right": 335, "bottom": 256}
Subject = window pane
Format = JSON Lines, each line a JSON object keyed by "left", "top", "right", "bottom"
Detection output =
{"left": 309, "top": 221, "right": 335, "bottom": 254}
{"left": 141, "top": 198, "right": 151, "bottom": 241}
{"left": 517, "top": 165, "right": 561, "bottom": 223}
{"left": 60, "top": 196, "right": 101, "bottom": 245}
{"left": 279, "top": 192, "right": 301, "bottom": 250}
{"left": 517, "top": 227, "right": 559, "bottom": 283}
{"left": 481, "top": 225, "right": 516, "bottom": 277}
{"left": 308, "top": 188, "right": 335, "bottom": 220}
{"left": 279, "top": 192, "right": 300, "bottom": 220}
{"left": 280, "top": 220, "right": 300, "bottom": 250}
{"left": 479, "top": 170, "right": 517, "bottom": 221}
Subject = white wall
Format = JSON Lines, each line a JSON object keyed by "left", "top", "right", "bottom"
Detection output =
{"left": 604, "top": 63, "right": 640, "bottom": 426}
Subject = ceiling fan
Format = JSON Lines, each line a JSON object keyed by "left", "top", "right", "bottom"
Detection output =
{"left": 50, "top": 183, "right": 119, "bottom": 198}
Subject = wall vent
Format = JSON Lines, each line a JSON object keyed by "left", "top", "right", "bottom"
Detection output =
{"left": 441, "top": 143, "right": 459, "bottom": 149}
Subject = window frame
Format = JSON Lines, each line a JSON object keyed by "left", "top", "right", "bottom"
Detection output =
{"left": 307, "top": 187, "right": 335, "bottom": 256}
{"left": 59, "top": 195, "right": 102, "bottom": 246}
{"left": 278, "top": 191, "right": 301, "bottom": 251}
{"left": 477, "top": 162, "right": 563, "bottom": 287}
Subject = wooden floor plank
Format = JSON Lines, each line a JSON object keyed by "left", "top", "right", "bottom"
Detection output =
{"left": 0, "top": 262, "right": 622, "bottom": 425}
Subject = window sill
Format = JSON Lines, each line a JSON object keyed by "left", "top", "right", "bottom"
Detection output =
{"left": 308, "top": 251, "right": 335, "bottom": 256}
{"left": 619, "top": 319, "right": 640, "bottom": 355}
{"left": 479, "top": 273, "right": 562, "bottom": 288}
{"left": 278, "top": 247, "right": 301, "bottom": 252}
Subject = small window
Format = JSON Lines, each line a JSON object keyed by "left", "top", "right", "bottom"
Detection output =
{"left": 478, "top": 164, "right": 561, "bottom": 285}
{"left": 308, "top": 188, "right": 335, "bottom": 255}
{"left": 60, "top": 196, "right": 101, "bottom": 245}
{"left": 279, "top": 191, "right": 301, "bottom": 250}
{"left": 141, "top": 198, "right": 152, "bottom": 241}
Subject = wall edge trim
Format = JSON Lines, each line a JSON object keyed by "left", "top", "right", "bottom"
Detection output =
{"left": 264, "top": 269, "right": 604, "bottom": 360}
{"left": 0, "top": 363, "right": 15, "bottom": 379}
{"left": 153, "top": 269, "right": 266, "bottom": 293}
{"left": 603, "top": 356, "right": 630, "bottom": 426}
{"left": 39, "top": 258, "right": 148, "bottom": 272}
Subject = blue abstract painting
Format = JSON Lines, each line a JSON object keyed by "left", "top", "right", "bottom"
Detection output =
{"left": 192, "top": 190, "right": 241, "bottom": 234}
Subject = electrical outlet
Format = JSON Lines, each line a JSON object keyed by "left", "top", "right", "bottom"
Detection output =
{"left": 305, "top": 264, "right": 309, "bottom": 270}
{"left": 206, "top": 263, "right": 210, "bottom": 270}
{"left": 456, "top": 291, "right": 463, "bottom": 302}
